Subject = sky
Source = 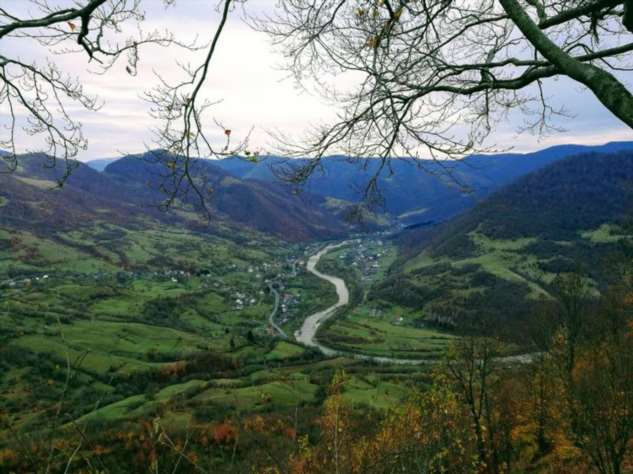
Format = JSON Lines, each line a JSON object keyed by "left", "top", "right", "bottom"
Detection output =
{"left": 1, "top": 0, "right": 632, "bottom": 162}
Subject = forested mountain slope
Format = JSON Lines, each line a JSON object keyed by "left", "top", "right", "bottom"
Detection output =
{"left": 0, "top": 152, "right": 347, "bottom": 245}
{"left": 376, "top": 151, "right": 633, "bottom": 330}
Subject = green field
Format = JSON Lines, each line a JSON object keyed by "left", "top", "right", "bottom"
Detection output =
{"left": 320, "top": 305, "right": 455, "bottom": 359}
{"left": 0, "top": 227, "right": 435, "bottom": 454}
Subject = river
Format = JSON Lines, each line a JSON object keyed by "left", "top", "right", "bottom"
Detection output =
{"left": 293, "top": 242, "right": 537, "bottom": 366}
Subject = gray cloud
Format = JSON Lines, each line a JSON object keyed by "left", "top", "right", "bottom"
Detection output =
{"left": 1, "top": 1, "right": 631, "bottom": 161}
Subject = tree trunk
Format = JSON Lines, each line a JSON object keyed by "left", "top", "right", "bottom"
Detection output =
{"left": 499, "top": 0, "right": 633, "bottom": 129}
{"left": 625, "top": 0, "right": 633, "bottom": 33}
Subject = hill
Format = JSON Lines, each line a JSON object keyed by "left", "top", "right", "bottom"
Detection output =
{"left": 0, "top": 152, "right": 347, "bottom": 244}
{"left": 374, "top": 151, "right": 633, "bottom": 332}
{"left": 105, "top": 154, "right": 348, "bottom": 241}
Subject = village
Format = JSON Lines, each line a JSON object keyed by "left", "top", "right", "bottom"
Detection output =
{"left": 0, "top": 253, "right": 309, "bottom": 328}
{"left": 0, "top": 237, "right": 402, "bottom": 337}
{"left": 332, "top": 238, "right": 391, "bottom": 283}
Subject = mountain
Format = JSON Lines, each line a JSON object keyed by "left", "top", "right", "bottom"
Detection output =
{"left": 104, "top": 153, "right": 348, "bottom": 241}
{"left": 85, "top": 158, "right": 119, "bottom": 171}
{"left": 214, "top": 142, "right": 633, "bottom": 226}
{"left": 374, "top": 151, "right": 633, "bottom": 332}
{"left": 0, "top": 152, "right": 347, "bottom": 243}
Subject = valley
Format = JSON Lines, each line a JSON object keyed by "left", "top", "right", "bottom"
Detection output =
{"left": 5, "top": 2, "right": 633, "bottom": 470}
{"left": 2, "top": 144, "right": 633, "bottom": 472}
{"left": 0, "top": 221, "right": 432, "bottom": 466}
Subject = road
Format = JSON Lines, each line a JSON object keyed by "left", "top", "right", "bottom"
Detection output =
{"left": 267, "top": 283, "right": 287, "bottom": 338}
{"left": 294, "top": 242, "right": 537, "bottom": 366}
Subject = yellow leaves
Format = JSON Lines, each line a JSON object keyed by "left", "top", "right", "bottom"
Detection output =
{"left": 367, "top": 36, "right": 379, "bottom": 49}
{"left": 0, "top": 448, "right": 18, "bottom": 466}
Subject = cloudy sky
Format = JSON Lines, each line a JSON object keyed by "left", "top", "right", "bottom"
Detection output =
{"left": 2, "top": 0, "right": 631, "bottom": 162}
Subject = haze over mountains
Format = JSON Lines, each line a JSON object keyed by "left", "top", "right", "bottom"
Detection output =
{"left": 1, "top": 152, "right": 346, "bottom": 242}
{"left": 3, "top": 140, "right": 631, "bottom": 250}
{"left": 88, "top": 141, "right": 633, "bottom": 228}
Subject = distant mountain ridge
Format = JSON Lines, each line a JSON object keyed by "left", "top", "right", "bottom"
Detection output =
{"left": 211, "top": 141, "right": 633, "bottom": 226}
{"left": 0, "top": 152, "right": 348, "bottom": 242}
{"left": 86, "top": 158, "right": 119, "bottom": 172}
{"left": 77, "top": 141, "right": 633, "bottom": 229}
{"left": 4, "top": 141, "right": 633, "bottom": 244}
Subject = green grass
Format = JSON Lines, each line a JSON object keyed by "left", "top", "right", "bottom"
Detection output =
{"left": 194, "top": 376, "right": 319, "bottom": 411}
{"left": 75, "top": 394, "right": 154, "bottom": 424}
{"left": 404, "top": 231, "right": 552, "bottom": 299}
{"left": 340, "top": 375, "right": 412, "bottom": 410}
{"left": 580, "top": 224, "right": 630, "bottom": 243}
{"left": 155, "top": 379, "right": 208, "bottom": 401}
{"left": 266, "top": 341, "right": 306, "bottom": 360}
{"left": 321, "top": 305, "right": 455, "bottom": 359}
{"left": 0, "top": 225, "right": 444, "bottom": 443}
{"left": 470, "top": 232, "right": 537, "bottom": 252}
{"left": 14, "top": 176, "right": 57, "bottom": 189}
{"left": 0, "top": 230, "right": 117, "bottom": 273}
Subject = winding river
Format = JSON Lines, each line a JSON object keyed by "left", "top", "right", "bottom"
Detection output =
{"left": 294, "top": 242, "right": 349, "bottom": 355}
{"left": 294, "top": 242, "right": 431, "bottom": 364}
{"left": 294, "top": 242, "right": 536, "bottom": 366}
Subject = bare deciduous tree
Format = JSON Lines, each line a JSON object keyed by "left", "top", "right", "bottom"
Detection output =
{"left": 256, "top": 0, "right": 633, "bottom": 191}
{"left": 0, "top": 0, "right": 243, "bottom": 208}
{"left": 3, "top": 1, "right": 633, "bottom": 205}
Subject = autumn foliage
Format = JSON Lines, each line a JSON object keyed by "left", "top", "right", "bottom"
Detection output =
{"left": 2, "top": 276, "right": 633, "bottom": 473}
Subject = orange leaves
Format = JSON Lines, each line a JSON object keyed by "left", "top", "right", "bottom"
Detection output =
{"left": 283, "top": 426, "right": 297, "bottom": 440}
{"left": 224, "top": 129, "right": 232, "bottom": 137}
{"left": 92, "top": 444, "right": 110, "bottom": 456}
{"left": 243, "top": 414, "right": 267, "bottom": 434}
{"left": 213, "top": 421, "right": 238, "bottom": 445}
